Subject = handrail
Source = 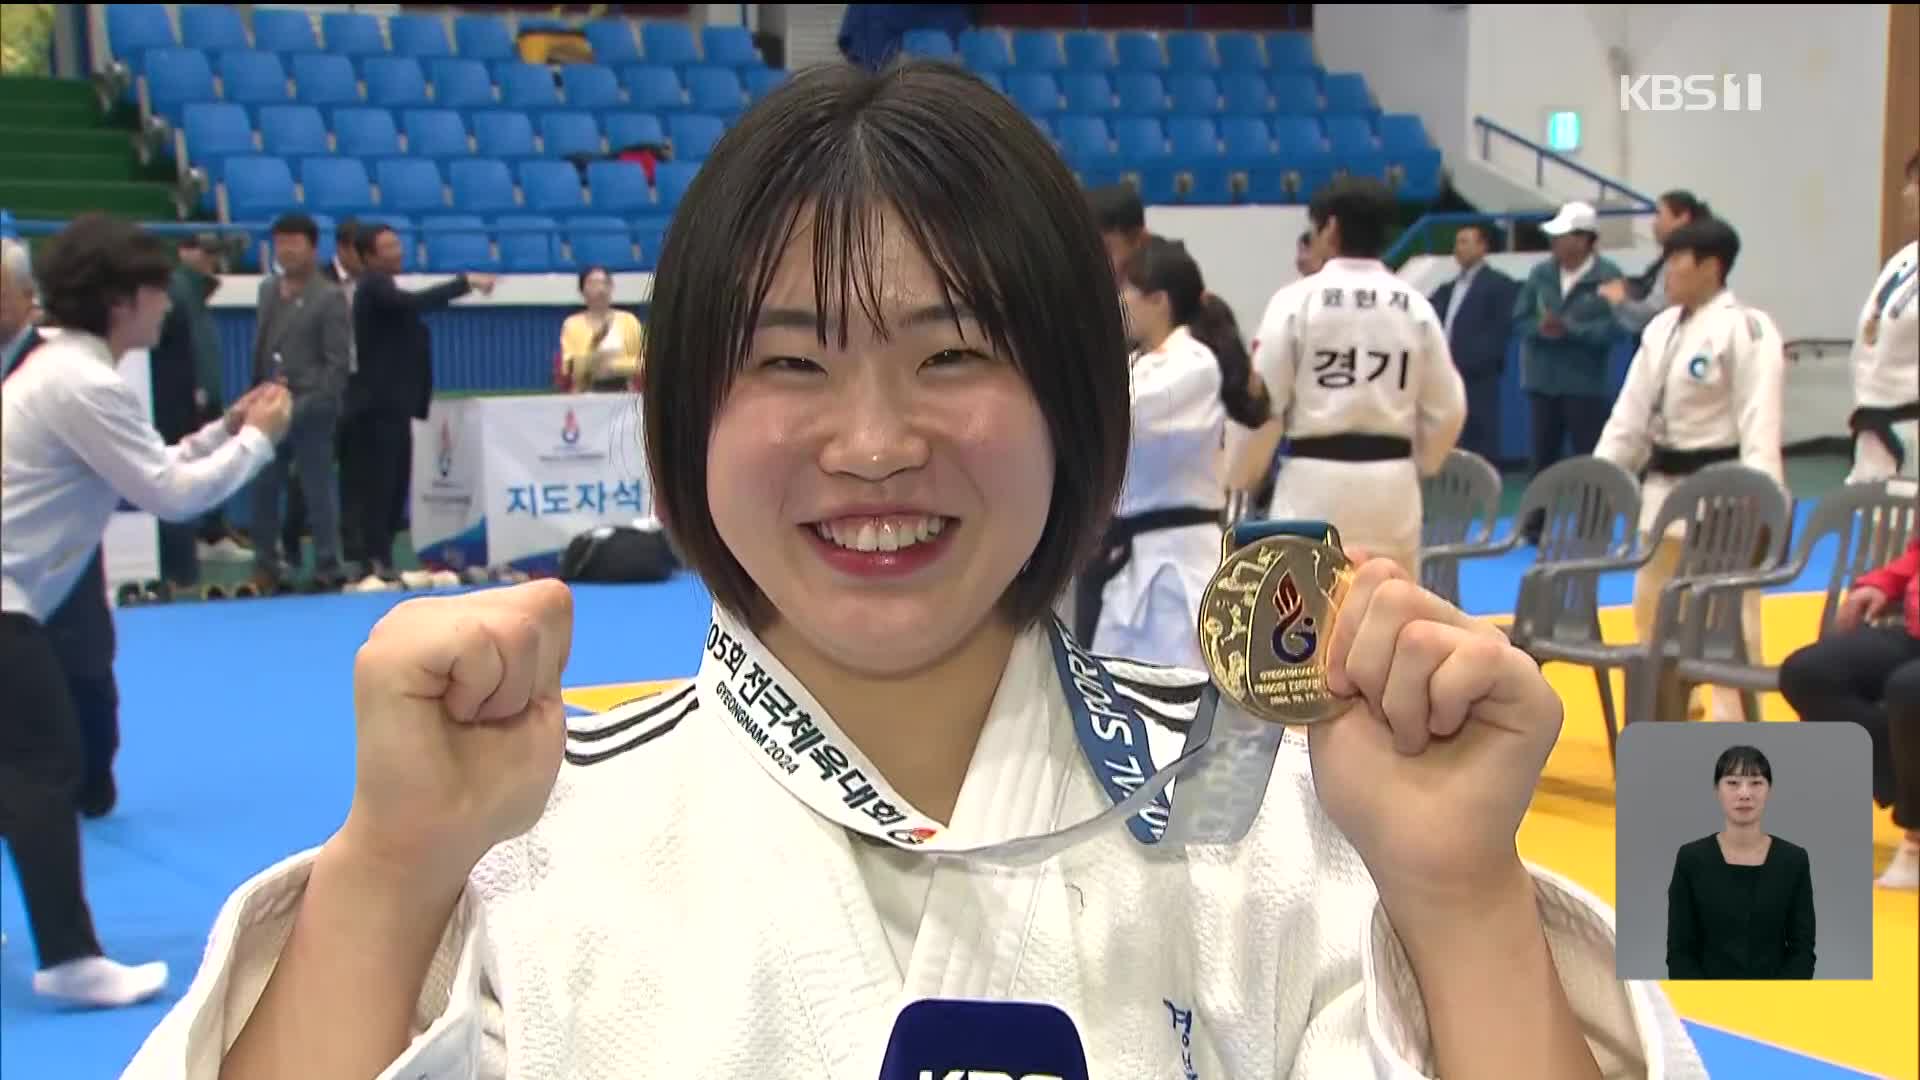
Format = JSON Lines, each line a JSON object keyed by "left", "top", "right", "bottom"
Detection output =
{"left": 1384, "top": 115, "right": 1658, "bottom": 268}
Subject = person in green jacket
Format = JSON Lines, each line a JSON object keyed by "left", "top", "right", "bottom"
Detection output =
{"left": 1512, "top": 201, "right": 1624, "bottom": 540}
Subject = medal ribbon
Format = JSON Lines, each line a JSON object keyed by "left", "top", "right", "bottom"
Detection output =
{"left": 698, "top": 520, "right": 1343, "bottom": 864}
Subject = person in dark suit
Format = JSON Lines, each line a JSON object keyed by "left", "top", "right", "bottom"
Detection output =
{"left": 149, "top": 234, "right": 225, "bottom": 587}
{"left": 1666, "top": 745, "right": 1817, "bottom": 980}
{"left": 340, "top": 224, "right": 494, "bottom": 581}
{"left": 249, "top": 213, "right": 353, "bottom": 591}
{"left": 1427, "top": 223, "right": 1518, "bottom": 464}
{"left": 287, "top": 219, "right": 365, "bottom": 568}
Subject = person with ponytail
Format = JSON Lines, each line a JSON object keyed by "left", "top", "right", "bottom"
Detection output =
{"left": 1074, "top": 238, "right": 1252, "bottom": 668}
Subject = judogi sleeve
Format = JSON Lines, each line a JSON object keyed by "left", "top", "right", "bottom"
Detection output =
{"left": 1591, "top": 320, "right": 1664, "bottom": 475}
{"left": 1411, "top": 310, "right": 1467, "bottom": 475}
{"left": 1250, "top": 290, "right": 1303, "bottom": 433}
{"left": 118, "top": 852, "right": 506, "bottom": 1080}
{"left": 1730, "top": 309, "right": 1786, "bottom": 489}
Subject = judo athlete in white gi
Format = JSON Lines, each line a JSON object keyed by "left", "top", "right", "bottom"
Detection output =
{"left": 125, "top": 61, "right": 1705, "bottom": 1080}
{"left": 1084, "top": 237, "right": 1271, "bottom": 669}
{"left": 1232, "top": 177, "right": 1468, "bottom": 577}
{"left": 1845, "top": 149, "right": 1919, "bottom": 484}
{"left": 1593, "top": 217, "right": 1786, "bottom": 722}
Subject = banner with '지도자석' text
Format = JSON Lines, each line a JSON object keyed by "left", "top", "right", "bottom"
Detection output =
{"left": 411, "top": 393, "right": 651, "bottom": 573}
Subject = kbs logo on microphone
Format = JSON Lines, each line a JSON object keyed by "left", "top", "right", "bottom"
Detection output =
{"left": 916, "top": 1073, "right": 1064, "bottom": 1080}
{"left": 1618, "top": 74, "right": 1762, "bottom": 113}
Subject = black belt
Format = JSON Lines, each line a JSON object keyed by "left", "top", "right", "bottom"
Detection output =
{"left": 1287, "top": 434, "right": 1413, "bottom": 462}
{"left": 1647, "top": 444, "right": 1739, "bottom": 476}
{"left": 1072, "top": 505, "right": 1222, "bottom": 645}
{"left": 1849, "top": 401, "right": 1920, "bottom": 473}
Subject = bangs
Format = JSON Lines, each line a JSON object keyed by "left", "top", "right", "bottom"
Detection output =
{"left": 722, "top": 123, "right": 1022, "bottom": 376}
{"left": 1714, "top": 744, "right": 1772, "bottom": 784}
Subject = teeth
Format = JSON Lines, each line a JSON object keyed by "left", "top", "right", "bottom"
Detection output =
{"left": 814, "top": 515, "right": 949, "bottom": 553}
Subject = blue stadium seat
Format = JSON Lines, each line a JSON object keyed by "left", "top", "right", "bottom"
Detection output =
{"left": 453, "top": 16, "right": 517, "bottom": 63}
{"left": 566, "top": 217, "right": 641, "bottom": 272}
{"left": 1167, "top": 74, "right": 1220, "bottom": 115}
{"left": 496, "top": 216, "right": 560, "bottom": 272}
{"left": 1376, "top": 115, "right": 1441, "bottom": 201}
{"left": 1265, "top": 33, "right": 1316, "bottom": 71}
{"left": 561, "top": 65, "right": 623, "bottom": 112}
{"left": 701, "top": 26, "right": 761, "bottom": 67}
{"left": 389, "top": 14, "right": 453, "bottom": 59}
{"left": 107, "top": 5, "right": 176, "bottom": 77}
{"left": 428, "top": 58, "right": 496, "bottom": 111}
{"left": 1062, "top": 31, "right": 1115, "bottom": 71}
{"left": 1215, "top": 32, "right": 1264, "bottom": 72}
{"left": 604, "top": 112, "right": 666, "bottom": 150}
{"left": 1005, "top": 73, "right": 1061, "bottom": 116}
{"left": 375, "top": 157, "right": 447, "bottom": 215}
{"left": 1167, "top": 115, "right": 1219, "bottom": 158}
{"left": 498, "top": 64, "right": 564, "bottom": 112}
{"left": 642, "top": 23, "right": 700, "bottom": 67}
{"left": 584, "top": 20, "right": 642, "bottom": 66}
{"left": 1377, "top": 113, "right": 1431, "bottom": 153}
{"left": 1054, "top": 114, "right": 1112, "bottom": 166}
{"left": 258, "top": 105, "right": 329, "bottom": 158}
{"left": 179, "top": 7, "right": 249, "bottom": 56}
{"left": 632, "top": 217, "right": 669, "bottom": 270}
{"left": 181, "top": 103, "right": 254, "bottom": 186}
{"left": 143, "top": 47, "right": 218, "bottom": 125}
{"left": 449, "top": 158, "right": 519, "bottom": 215}
{"left": 321, "top": 13, "right": 386, "bottom": 60}
{"left": 684, "top": 67, "right": 746, "bottom": 117}
{"left": 1271, "top": 115, "right": 1329, "bottom": 155}
{"left": 403, "top": 109, "right": 471, "bottom": 159}
{"left": 422, "top": 215, "right": 497, "bottom": 271}
{"left": 1221, "top": 73, "right": 1271, "bottom": 115}
{"left": 1322, "top": 73, "right": 1375, "bottom": 114}
{"left": 364, "top": 57, "right": 432, "bottom": 111}
{"left": 1266, "top": 115, "right": 1335, "bottom": 202}
{"left": 251, "top": 10, "right": 320, "bottom": 55}
{"left": 1113, "top": 32, "right": 1165, "bottom": 72}
{"left": 1113, "top": 72, "right": 1169, "bottom": 114}
{"left": 743, "top": 67, "right": 786, "bottom": 102}
{"left": 1059, "top": 73, "right": 1113, "bottom": 114}
{"left": 1011, "top": 31, "right": 1065, "bottom": 71}
{"left": 472, "top": 111, "right": 538, "bottom": 159}
{"left": 335, "top": 107, "right": 401, "bottom": 158}
{"left": 958, "top": 29, "right": 1012, "bottom": 71}
{"left": 301, "top": 156, "right": 376, "bottom": 216}
{"left": 621, "top": 65, "right": 685, "bottom": 112}
{"left": 358, "top": 215, "right": 417, "bottom": 270}
{"left": 976, "top": 71, "right": 1005, "bottom": 95}
{"left": 539, "top": 112, "right": 602, "bottom": 159}
{"left": 1268, "top": 73, "right": 1321, "bottom": 113}
{"left": 654, "top": 162, "right": 699, "bottom": 212}
{"left": 586, "top": 160, "right": 654, "bottom": 214}
{"left": 900, "top": 30, "right": 955, "bottom": 59}
{"left": 667, "top": 114, "right": 725, "bottom": 160}
{"left": 1220, "top": 115, "right": 1274, "bottom": 160}
{"left": 1165, "top": 32, "right": 1216, "bottom": 73}
{"left": 1113, "top": 116, "right": 1167, "bottom": 160}
{"left": 223, "top": 156, "right": 297, "bottom": 223}
{"left": 292, "top": 53, "right": 361, "bottom": 118}
{"left": 518, "top": 159, "right": 587, "bottom": 215}
{"left": 218, "top": 50, "right": 292, "bottom": 116}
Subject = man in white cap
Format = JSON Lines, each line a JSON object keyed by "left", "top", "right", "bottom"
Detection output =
{"left": 1512, "top": 201, "right": 1624, "bottom": 540}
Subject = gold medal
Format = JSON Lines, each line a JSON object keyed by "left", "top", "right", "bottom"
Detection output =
{"left": 1862, "top": 315, "right": 1880, "bottom": 347}
{"left": 1197, "top": 528, "right": 1354, "bottom": 726}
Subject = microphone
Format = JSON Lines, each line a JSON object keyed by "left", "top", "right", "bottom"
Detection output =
{"left": 875, "top": 998, "right": 1091, "bottom": 1080}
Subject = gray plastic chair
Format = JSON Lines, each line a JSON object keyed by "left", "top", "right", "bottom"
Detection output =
{"left": 1675, "top": 479, "right": 1919, "bottom": 697}
{"left": 1419, "top": 449, "right": 1502, "bottom": 606}
{"left": 1522, "top": 462, "right": 1793, "bottom": 765}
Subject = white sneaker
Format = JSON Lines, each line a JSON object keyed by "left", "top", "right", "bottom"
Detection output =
{"left": 197, "top": 537, "right": 250, "bottom": 562}
{"left": 399, "top": 569, "right": 437, "bottom": 590}
{"left": 429, "top": 570, "right": 462, "bottom": 589}
{"left": 346, "top": 573, "right": 396, "bottom": 594}
{"left": 32, "top": 956, "right": 168, "bottom": 1008}
{"left": 1876, "top": 844, "right": 1919, "bottom": 890}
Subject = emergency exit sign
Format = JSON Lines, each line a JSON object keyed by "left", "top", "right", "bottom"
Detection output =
{"left": 1545, "top": 111, "right": 1582, "bottom": 152}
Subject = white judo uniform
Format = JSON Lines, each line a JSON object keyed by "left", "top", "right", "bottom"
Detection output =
{"left": 124, "top": 605, "right": 1707, "bottom": 1080}
{"left": 1846, "top": 240, "right": 1919, "bottom": 483}
{"left": 1594, "top": 290, "right": 1785, "bottom": 681}
{"left": 1092, "top": 325, "right": 1228, "bottom": 669}
{"left": 1251, "top": 258, "right": 1467, "bottom": 575}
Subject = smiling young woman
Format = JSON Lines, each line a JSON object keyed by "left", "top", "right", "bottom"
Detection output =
{"left": 125, "top": 59, "right": 1704, "bottom": 1080}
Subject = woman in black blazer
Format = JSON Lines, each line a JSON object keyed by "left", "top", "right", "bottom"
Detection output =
{"left": 1667, "top": 745, "right": 1817, "bottom": 979}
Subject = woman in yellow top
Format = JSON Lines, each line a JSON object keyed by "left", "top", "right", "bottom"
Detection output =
{"left": 559, "top": 266, "right": 645, "bottom": 392}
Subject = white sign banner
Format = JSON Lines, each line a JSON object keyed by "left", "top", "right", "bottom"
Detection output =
{"left": 412, "top": 393, "right": 651, "bottom": 573}
{"left": 482, "top": 394, "right": 649, "bottom": 570}
{"left": 410, "top": 398, "right": 486, "bottom": 570}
